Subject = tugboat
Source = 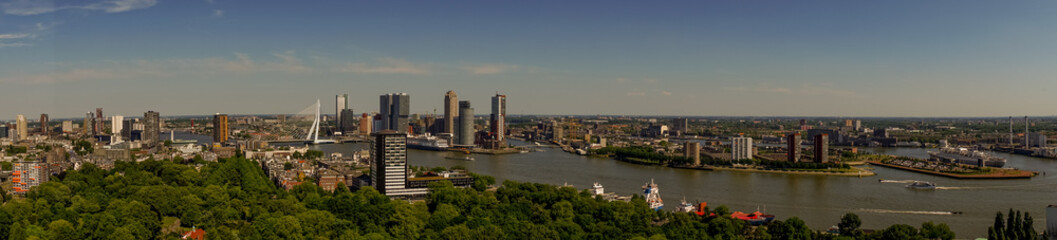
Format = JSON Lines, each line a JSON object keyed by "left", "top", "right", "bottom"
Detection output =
{"left": 906, "top": 181, "right": 937, "bottom": 190}
{"left": 676, "top": 197, "right": 697, "bottom": 213}
{"left": 642, "top": 179, "right": 664, "bottom": 211}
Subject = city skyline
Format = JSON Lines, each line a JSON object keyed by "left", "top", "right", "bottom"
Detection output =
{"left": 4, "top": 1, "right": 1057, "bottom": 118}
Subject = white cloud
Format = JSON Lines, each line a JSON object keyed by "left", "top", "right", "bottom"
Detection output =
{"left": 1, "top": 0, "right": 157, "bottom": 15}
{"left": 0, "top": 52, "right": 316, "bottom": 85}
{"left": 212, "top": 9, "right": 223, "bottom": 17}
{"left": 337, "top": 58, "right": 430, "bottom": 75}
{"left": 461, "top": 63, "right": 518, "bottom": 75}
{"left": 0, "top": 33, "right": 32, "bottom": 39}
{"left": 627, "top": 92, "right": 647, "bottom": 97}
{"left": 0, "top": 42, "right": 29, "bottom": 48}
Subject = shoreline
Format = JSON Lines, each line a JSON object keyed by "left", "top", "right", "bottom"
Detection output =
{"left": 609, "top": 156, "right": 875, "bottom": 177}
{"left": 867, "top": 161, "right": 1036, "bottom": 179}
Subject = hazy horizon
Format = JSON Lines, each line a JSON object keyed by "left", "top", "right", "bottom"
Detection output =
{"left": 3, "top": 1, "right": 1057, "bottom": 118}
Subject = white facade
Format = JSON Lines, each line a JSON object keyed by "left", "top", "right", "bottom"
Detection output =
{"left": 15, "top": 114, "right": 27, "bottom": 140}
{"left": 62, "top": 121, "right": 74, "bottom": 133}
{"left": 111, "top": 115, "right": 124, "bottom": 143}
{"left": 732, "top": 136, "right": 754, "bottom": 160}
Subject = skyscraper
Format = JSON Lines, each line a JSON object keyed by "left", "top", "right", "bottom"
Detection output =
{"left": 213, "top": 113, "right": 229, "bottom": 144}
{"left": 457, "top": 101, "right": 474, "bottom": 146}
{"left": 787, "top": 133, "right": 801, "bottom": 163}
{"left": 359, "top": 113, "right": 373, "bottom": 136}
{"left": 84, "top": 112, "right": 94, "bottom": 135}
{"left": 379, "top": 93, "right": 410, "bottom": 133}
{"left": 111, "top": 115, "right": 124, "bottom": 143}
{"left": 444, "top": 91, "right": 458, "bottom": 135}
{"left": 732, "top": 136, "right": 753, "bottom": 161}
{"left": 144, "top": 111, "right": 161, "bottom": 147}
{"left": 95, "top": 108, "right": 104, "bottom": 134}
{"left": 370, "top": 130, "right": 427, "bottom": 198}
{"left": 39, "top": 114, "right": 49, "bottom": 135}
{"left": 490, "top": 94, "right": 506, "bottom": 143}
{"left": 340, "top": 109, "right": 356, "bottom": 134}
{"left": 814, "top": 134, "right": 829, "bottom": 163}
{"left": 336, "top": 94, "right": 347, "bottom": 129}
{"left": 15, "top": 114, "right": 27, "bottom": 140}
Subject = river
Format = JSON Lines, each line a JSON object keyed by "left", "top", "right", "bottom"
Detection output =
{"left": 216, "top": 134, "right": 1057, "bottom": 238}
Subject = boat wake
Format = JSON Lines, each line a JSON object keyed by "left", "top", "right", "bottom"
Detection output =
{"left": 879, "top": 179, "right": 917, "bottom": 184}
{"left": 857, "top": 208, "right": 959, "bottom": 215}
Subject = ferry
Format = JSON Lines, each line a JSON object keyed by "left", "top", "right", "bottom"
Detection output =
{"left": 906, "top": 181, "right": 937, "bottom": 190}
{"left": 927, "top": 147, "right": 1006, "bottom": 168}
{"left": 642, "top": 179, "right": 664, "bottom": 211}
{"left": 407, "top": 134, "right": 450, "bottom": 151}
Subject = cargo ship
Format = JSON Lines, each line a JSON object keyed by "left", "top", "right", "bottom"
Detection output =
{"left": 642, "top": 179, "right": 664, "bottom": 211}
{"left": 407, "top": 134, "right": 450, "bottom": 151}
{"left": 927, "top": 147, "right": 1006, "bottom": 168}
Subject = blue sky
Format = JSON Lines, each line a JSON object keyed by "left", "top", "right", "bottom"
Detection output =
{"left": 2, "top": 0, "right": 1057, "bottom": 119}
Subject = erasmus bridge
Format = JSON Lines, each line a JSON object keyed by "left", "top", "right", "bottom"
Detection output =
{"left": 292, "top": 99, "right": 337, "bottom": 145}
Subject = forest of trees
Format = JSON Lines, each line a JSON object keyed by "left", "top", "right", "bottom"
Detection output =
{"left": 0, "top": 156, "right": 1021, "bottom": 240}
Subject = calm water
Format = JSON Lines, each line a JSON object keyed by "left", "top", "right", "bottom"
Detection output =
{"left": 271, "top": 138, "right": 1057, "bottom": 238}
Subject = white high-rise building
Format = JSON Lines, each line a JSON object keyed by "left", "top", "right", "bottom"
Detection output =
{"left": 732, "top": 136, "right": 754, "bottom": 160}
{"left": 111, "top": 115, "right": 124, "bottom": 143}
{"left": 62, "top": 121, "right": 74, "bottom": 133}
{"left": 16, "top": 114, "right": 27, "bottom": 140}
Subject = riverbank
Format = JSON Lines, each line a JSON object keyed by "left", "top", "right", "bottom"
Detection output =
{"left": 709, "top": 166, "right": 876, "bottom": 177}
{"left": 867, "top": 161, "right": 1036, "bottom": 179}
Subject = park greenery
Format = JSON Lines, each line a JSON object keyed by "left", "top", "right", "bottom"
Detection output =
{"left": 0, "top": 155, "right": 982, "bottom": 240}
{"left": 988, "top": 209, "right": 1045, "bottom": 240}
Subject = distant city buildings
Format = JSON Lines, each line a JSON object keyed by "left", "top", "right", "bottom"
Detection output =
{"left": 340, "top": 109, "right": 356, "bottom": 134}
{"left": 732, "top": 136, "right": 753, "bottom": 161}
{"left": 379, "top": 93, "right": 410, "bottom": 133}
{"left": 787, "top": 133, "right": 801, "bottom": 163}
{"left": 359, "top": 113, "right": 373, "bottom": 136}
{"left": 62, "top": 121, "right": 73, "bottom": 133}
{"left": 642, "top": 125, "right": 669, "bottom": 138}
{"left": 673, "top": 118, "right": 689, "bottom": 135}
{"left": 111, "top": 115, "right": 124, "bottom": 143}
{"left": 213, "top": 113, "right": 229, "bottom": 144}
{"left": 0, "top": 125, "right": 8, "bottom": 139}
{"left": 814, "top": 134, "right": 829, "bottom": 163}
{"left": 485, "top": 94, "right": 507, "bottom": 149}
{"left": 95, "top": 108, "right": 104, "bottom": 135}
{"left": 684, "top": 141, "right": 700, "bottom": 165}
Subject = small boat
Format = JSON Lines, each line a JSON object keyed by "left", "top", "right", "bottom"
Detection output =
{"left": 445, "top": 156, "right": 475, "bottom": 161}
{"left": 676, "top": 198, "right": 696, "bottom": 213}
{"left": 642, "top": 179, "right": 664, "bottom": 211}
{"left": 906, "top": 181, "right": 937, "bottom": 190}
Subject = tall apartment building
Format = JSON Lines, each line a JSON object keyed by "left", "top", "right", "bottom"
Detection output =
{"left": 95, "top": 108, "right": 104, "bottom": 135}
{"left": 732, "top": 136, "right": 753, "bottom": 161}
{"left": 111, "top": 115, "right": 124, "bottom": 143}
{"left": 62, "top": 121, "right": 73, "bottom": 133}
{"left": 787, "top": 133, "right": 801, "bottom": 163}
{"left": 340, "top": 109, "right": 356, "bottom": 134}
{"left": 370, "top": 130, "right": 427, "bottom": 199}
{"left": 359, "top": 113, "right": 373, "bottom": 136}
{"left": 673, "top": 118, "right": 689, "bottom": 134}
{"left": 15, "top": 114, "right": 27, "bottom": 140}
{"left": 39, "top": 114, "right": 49, "bottom": 135}
{"left": 12, "top": 161, "right": 48, "bottom": 194}
{"left": 144, "top": 111, "right": 161, "bottom": 147}
{"left": 213, "top": 114, "right": 229, "bottom": 144}
{"left": 814, "top": 134, "right": 829, "bottom": 163}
